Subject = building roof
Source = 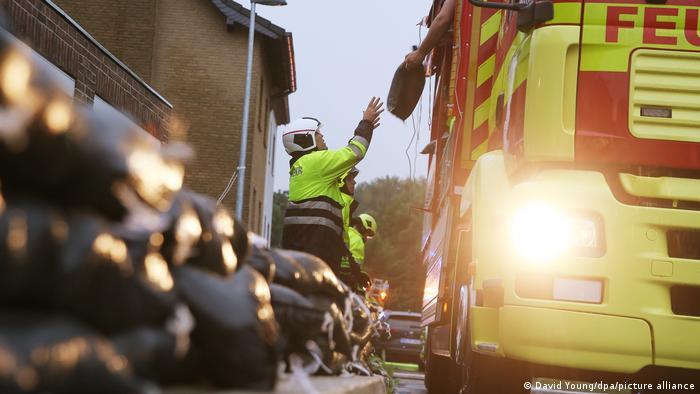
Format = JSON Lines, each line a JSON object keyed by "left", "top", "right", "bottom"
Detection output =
{"left": 211, "top": 0, "right": 286, "bottom": 39}
{"left": 45, "top": 0, "right": 172, "bottom": 108}
{"left": 210, "top": 0, "right": 297, "bottom": 123}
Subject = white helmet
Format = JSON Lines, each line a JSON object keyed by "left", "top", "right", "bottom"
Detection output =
{"left": 282, "top": 117, "right": 321, "bottom": 154}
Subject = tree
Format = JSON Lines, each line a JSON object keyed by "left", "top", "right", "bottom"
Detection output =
{"left": 354, "top": 177, "right": 426, "bottom": 311}
{"left": 271, "top": 190, "right": 288, "bottom": 248}
{"left": 269, "top": 177, "right": 426, "bottom": 311}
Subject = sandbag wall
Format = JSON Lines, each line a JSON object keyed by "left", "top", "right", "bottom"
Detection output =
{"left": 0, "top": 24, "right": 382, "bottom": 394}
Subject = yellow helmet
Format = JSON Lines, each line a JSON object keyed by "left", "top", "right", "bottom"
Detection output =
{"left": 358, "top": 213, "right": 377, "bottom": 238}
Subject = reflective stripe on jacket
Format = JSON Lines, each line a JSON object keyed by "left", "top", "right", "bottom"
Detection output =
{"left": 282, "top": 120, "right": 373, "bottom": 271}
{"left": 287, "top": 121, "right": 373, "bottom": 206}
{"left": 283, "top": 196, "right": 344, "bottom": 235}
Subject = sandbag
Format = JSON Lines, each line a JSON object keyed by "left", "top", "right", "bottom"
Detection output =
{"left": 159, "top": 191, "right": 247, "bottom": 276}
{"left": 269, "top": 284, "right": 327, "bottom": 357}
{"left": 173, "top": 265, "right": 278, "bottom": 390}
{"left": 0, "top": 28, "right": 183, "bottom": 220}
{"left": 0, "top": 200, "right": 178, "bottom": 333}
{"left": 112, "top": 325, "right": 184, "bottom": 383}
{"left": 228, "top": 216, "right": 250, "bottom": 267}
{"left": 56, "top": 213, "right": 178, "bottom": 335}
{"left": 0, "top": 313, "right": 151, "bottom": 394}
{"left": 0, "top": 198, "right": 62, "bottom": 307}
{"left": 387, "top": 63, "right": 426, "bottom": 120}
{"left": 0, "top": 33, "right": 185, "bottom": 221}
{"left": 0, "top": 107, "right": 184, "bottom": 221}
{"left": 268, "top": 248, "right": 347, "bottom": 305}
{"left": 306, "top": 294, "right": 352, "bottom": 359}
{"left": 349, "top": 294, "right": 374, "bottom": 349}
{"left": 246, "top": 243, "right": 276, "bottom": 283}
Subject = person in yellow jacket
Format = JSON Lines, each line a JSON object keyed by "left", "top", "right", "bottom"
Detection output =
{"left": 347, "top": 213, "right": 377, "bottom": 293}
{"left": 281, "top": 98, "right": 383, "bottom": 273}
{"left": 339, "top": 167, "right": 359, "bottom": 250}
{"left": 348, "top": 213, "right": 377, "bottom": 268}
{"left": 338, "top": 167, "right": 360, "bottom": 286}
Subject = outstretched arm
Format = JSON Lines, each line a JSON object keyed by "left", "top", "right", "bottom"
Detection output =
{"left": 348, "top": 97, "right": 383, "bottom": 158}
{"left": 404, "top": 0, "right": 456, "bottom": 69}
{"left": 320, "top": 97, "right": 384, "bottom": 179}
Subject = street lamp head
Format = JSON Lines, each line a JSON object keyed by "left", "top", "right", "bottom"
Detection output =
{"left": 252, "top": 0, "right": 287, "bottom": 5}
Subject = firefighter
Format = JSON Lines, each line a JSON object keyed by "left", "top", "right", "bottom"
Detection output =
{"left": 281, "top": 98, "right": 383, "bottom": 273}
{"left": 403, "top": 0, "right": 456, "bottom": 69}
{"left": 348, "top": 213, "right": 377, "bottom": 268}
{"left": 348, "top": 213, "right": 376, "bottom": 293}
{"left": 338, "top": 167, "right": 360, "bottom": 282}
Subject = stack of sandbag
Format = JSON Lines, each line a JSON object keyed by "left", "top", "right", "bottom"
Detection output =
{"left": 245, "top": 235, "right": 384, "bottom": 377}
{"left": 0, "top": 24, "right": 278, "bottom": 392}
{"left": 0, "top": 18, "right": 385, "bottom": 392}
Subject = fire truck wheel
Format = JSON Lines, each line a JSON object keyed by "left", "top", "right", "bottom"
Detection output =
{"left": 463, "top": 353, "right": 528, "bottom": 394}
{"left": 462, "top": 353, "right": 495, "bottom": 394}
{"left": 424, "top": 328, "right": 460, "bottom": 394}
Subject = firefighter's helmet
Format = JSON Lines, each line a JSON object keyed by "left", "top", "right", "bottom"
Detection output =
{"left": 358, "top": 213, "right": 377, "bottom": 238}
{"left": 338, "top": 166, "right": 359, "bottom": 186}
{"left": 282, "top": 117, "right": 321, "bottom": 154}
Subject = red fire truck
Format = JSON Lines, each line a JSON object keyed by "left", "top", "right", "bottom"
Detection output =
{"left": 419, "top": 0, "right": 700, "bottom": 392}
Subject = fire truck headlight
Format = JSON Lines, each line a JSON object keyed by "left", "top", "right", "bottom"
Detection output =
{"left": 510, "top": 203, "right": 604, "bottom": 263}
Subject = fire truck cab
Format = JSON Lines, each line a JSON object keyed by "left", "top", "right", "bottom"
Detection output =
{"left": 419, "top": 0, "right": 700, "bottom": 392}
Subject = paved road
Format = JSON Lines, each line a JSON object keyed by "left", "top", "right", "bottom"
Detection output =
{"left": 394, "top": 370, "right": 426, "bottom": 394}
{"left": 166, "top": 375, "right": 386, "bottom": 394}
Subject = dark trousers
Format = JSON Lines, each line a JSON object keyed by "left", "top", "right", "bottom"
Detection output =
{"left": 281, "top": 224, "right": 344, "bottom": 274}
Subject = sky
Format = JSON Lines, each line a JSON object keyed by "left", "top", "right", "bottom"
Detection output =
{"left": 255, "top": 0, "right": 434, "bottom": 191}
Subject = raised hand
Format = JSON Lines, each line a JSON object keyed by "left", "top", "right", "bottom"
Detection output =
{"left": 362, "top": 97, "right": 384, "bottom": 129}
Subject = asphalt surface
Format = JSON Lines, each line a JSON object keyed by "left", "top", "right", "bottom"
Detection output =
{"left": 394, "top": 369, "right": 426, "bottom": 394}
{"left": 166, "top": 375, "right": 386, "bottom": 394}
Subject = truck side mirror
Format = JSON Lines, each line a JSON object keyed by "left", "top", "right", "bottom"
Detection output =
{"left": 468, "top": 0, "right": 554, "bottom": 33}
{"left": 516, "top": 1, "right": 554, "bottom": 32}
{"left": 468, "top": 0, "right": 523, "bottom": 11}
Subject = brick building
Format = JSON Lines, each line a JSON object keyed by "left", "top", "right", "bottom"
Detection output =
{"left": 0, "top": 0, "right": 173, "bottom": 140}
{"left": 54, "top": 0, "right": 297, "bottom": 240}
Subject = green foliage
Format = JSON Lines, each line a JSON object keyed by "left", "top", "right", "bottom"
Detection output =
{"left": 368, "top": 353, "right": 396, "bottom": 393}
{"left": 269, "top": 177, "right": 426, "bottom": 311}
{"left": 354, "top": 176, "right": 426, "bottom": 312}
{"left": 271, "top": 190, "right": 288, "bottom": 248}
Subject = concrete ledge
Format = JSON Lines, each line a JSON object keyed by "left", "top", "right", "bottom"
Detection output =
{"left": 166, "top": 374, "right": 387, "bottom": 394}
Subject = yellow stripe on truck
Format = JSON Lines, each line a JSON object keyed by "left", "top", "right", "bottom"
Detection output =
{"left": 480, "top": 12, "right": 502, "bottom": 45}
{"left": 473, "top": 100, "right": 490, "bottom": 130}
{"left": 477, "top": 54, "right": 495, "bottom": 87}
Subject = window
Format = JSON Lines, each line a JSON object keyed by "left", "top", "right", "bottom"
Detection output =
{"left": 262, "top": 97, "right": 269, "bottom": 149}
{"left": 257, "top": 78, "right": 265, "bottom": 134}
{"left": 268, "top": 110, "right": 277, "bottom": 174}
{"left": 252, "top": 187, "right": 258, "bottom": 232}
{"left": 258, "top": 78, "right": 269, "bottom": 150}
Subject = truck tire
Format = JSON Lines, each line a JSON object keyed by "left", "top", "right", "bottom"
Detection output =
{"left": 424, "top": 328, "right": 460, "bottom": 394}
{"left": 425, "top": 352, "right": 460, "bottom": 394}
{"left": 455, "top": 285, "right": 523, "bottom": 394}
{"left": 462, "top": 352, "right": 495, "bottom": 394}
{"left": 463, "top": 352, "right": 527, "bottom": 394}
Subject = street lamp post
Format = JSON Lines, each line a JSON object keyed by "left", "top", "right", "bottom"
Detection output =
{"left": 235, "top": 0, "right": 287, "bottom": 220}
